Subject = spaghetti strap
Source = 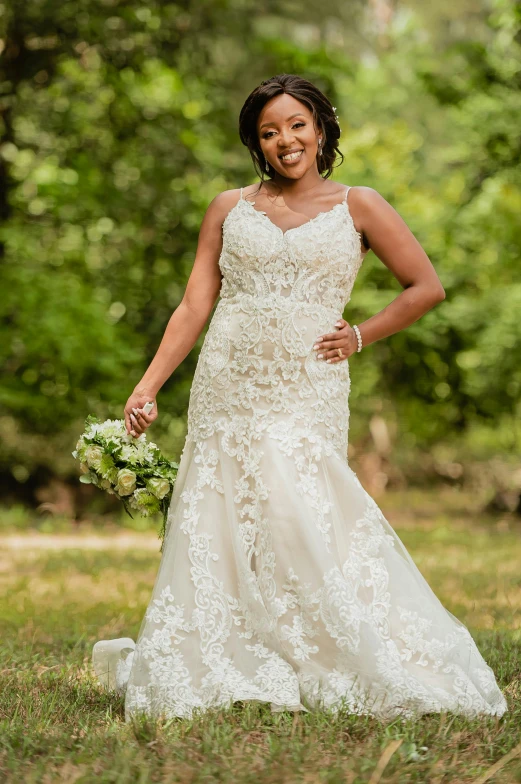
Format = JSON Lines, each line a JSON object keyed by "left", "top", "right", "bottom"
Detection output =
{"left": 239, "top": 187, "right": 244, "bottom": 200}
{"left": 342, "top": 185, "right": 351, "bottom": 203}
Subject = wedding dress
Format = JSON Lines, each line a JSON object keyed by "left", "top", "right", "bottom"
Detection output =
{"left": 92, "top": 185, "right": 507, "bottom": 721}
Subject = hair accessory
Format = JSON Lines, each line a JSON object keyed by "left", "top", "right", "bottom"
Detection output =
{"left": 332, "top": 105, "right": 341, "bottom": 131}
{"left": 352, "top": 324, "right": 363, "bottom": 353}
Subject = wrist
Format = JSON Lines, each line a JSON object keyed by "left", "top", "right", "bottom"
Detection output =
{"left": 352, "top": 324, "right": 363, "bottom": 353}
{"left": 134, "top": 383, "right": 158, "bottom": 398}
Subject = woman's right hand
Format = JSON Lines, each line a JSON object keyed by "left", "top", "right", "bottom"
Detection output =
{"left": 124, "top": 391, "right": 158, "bottom": 437}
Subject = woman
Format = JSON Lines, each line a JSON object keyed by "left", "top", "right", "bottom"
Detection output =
{"left": 96, "top": 74, "right": 507, "bottom": 721}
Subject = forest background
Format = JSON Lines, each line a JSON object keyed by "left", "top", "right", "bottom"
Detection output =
{"left": 1, "top": 0, "right": 520, "bottom": 523}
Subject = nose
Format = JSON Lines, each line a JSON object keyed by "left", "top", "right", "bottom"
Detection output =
{"left": 277, "top": 128, "right": 296, "bottom": 149}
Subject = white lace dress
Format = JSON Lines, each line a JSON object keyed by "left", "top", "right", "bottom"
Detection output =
{"left": 93, "top": 185, "right": 507, "bottom": 721}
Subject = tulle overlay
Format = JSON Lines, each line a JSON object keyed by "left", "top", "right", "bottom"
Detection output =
{"left": 93, "top": 186, "right": 507, "bottom": 720}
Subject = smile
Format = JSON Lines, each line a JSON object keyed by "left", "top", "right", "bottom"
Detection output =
{"left": 279, "top": 149, "right": 304, "bottom": 163}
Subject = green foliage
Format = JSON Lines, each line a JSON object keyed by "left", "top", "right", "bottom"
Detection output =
{"left": 1, "top": 0, "right": 520, "bottom": 494}
{"left": 338, "top": 1, "right": 521, "bottom": 454}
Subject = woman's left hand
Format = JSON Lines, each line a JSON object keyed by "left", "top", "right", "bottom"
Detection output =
{"left": 313, "top": 317, "right": 357, "bottom": 363}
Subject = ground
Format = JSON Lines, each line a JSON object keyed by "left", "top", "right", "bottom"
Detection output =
{"left": 1, "top": 488, "right": 520, "bottom": 783}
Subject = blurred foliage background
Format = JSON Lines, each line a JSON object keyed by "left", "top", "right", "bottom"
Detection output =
{"left": 1, "top": 0, "right": 520, "bottom": 519}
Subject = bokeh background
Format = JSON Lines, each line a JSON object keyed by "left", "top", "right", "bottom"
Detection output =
{"left": 2, "top": 5, "right": 521, "bottom": 781}
{"left": 1, "top": 0, "right": 520, "bottom": 526}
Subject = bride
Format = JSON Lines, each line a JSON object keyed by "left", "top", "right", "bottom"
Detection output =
{"left": 93, "top": 73, "right": 507, "bottom": 721}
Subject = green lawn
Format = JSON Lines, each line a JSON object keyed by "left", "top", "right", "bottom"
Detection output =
{"left": 1, "top": 489, "right": 520, "bottom": 783}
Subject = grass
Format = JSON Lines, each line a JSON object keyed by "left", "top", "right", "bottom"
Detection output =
{"left": 1, "top": 488, "right": 521, "bottom": 783}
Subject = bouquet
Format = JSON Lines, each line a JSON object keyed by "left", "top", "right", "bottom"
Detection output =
{"left": 72, "top": 414, "right": 178, "bottom": 550}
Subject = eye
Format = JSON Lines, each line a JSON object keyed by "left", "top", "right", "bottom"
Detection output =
{"left": 261, "top": 121, "right": 306, "bottom": 139}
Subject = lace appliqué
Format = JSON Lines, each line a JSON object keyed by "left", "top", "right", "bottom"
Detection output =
{"left": 122, "top": 190, "right": 507, "bottom": 722}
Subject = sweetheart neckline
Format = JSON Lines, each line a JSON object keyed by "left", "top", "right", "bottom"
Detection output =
{"left": 243, "top": 198, "right": 348, "bottom": 237}
{"left": 223, "top": 197, "right": 367, "bottom": 257}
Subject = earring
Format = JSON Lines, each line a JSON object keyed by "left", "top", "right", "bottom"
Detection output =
{"left": 265, "top": 159, "right": 270, "bottom": 173}
{"left": 318, "top": 139, "right": 323, "bottom": 156}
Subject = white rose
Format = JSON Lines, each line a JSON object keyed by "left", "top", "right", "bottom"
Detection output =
{"left": 79, "top": 462, "right": 90, "bottom": 474}
{"left": 147, "top": 477, "right": 171, "bottom": 500}
{"left": 116, "top": 468, "right": 137, "bottom": 496}
{"left": 85, "top": 445, "right": 104, "bottom": 470}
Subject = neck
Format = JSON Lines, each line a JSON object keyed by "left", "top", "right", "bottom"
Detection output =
{"left": 271, "top": 166, "right": 324, "bottom": 195}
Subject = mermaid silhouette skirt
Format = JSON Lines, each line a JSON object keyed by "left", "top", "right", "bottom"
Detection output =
{"left": 94, "top": 189, "right": 507, "bottom": 720}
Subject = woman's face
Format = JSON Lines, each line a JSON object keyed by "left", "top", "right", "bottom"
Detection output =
{"left": 256, "top": 93, "right": 322, "bottom": 180}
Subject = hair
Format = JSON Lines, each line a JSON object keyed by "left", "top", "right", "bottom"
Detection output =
{"left": 238, "top": 74, "right": 343, "bottom": 183}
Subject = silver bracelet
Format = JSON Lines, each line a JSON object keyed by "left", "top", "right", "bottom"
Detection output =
{"left": 352, "top": 324, "right": 363, "bottom": 352}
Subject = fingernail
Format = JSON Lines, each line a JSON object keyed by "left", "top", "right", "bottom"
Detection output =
{"left": 132, "top": 408, "right": 138, "bottom": 414}
{"left": 313, "top": 344, "right": 320, "bottom": 350}
{"left": 326, "top": 359, "right": 332, "bottom": 363}
{"left": 335, "top": 321, "right": 342, "bottom": 327}
{"left": 317, "top": 354, "right": 323, "bottom": 359}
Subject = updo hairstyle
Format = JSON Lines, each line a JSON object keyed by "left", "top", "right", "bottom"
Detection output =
{"left": 238, "top": 73, "right": 343, "bottom": 181}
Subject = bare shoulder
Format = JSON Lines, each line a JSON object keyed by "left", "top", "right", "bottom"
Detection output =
{"left": 205, "top": 188, "right": 243, "bottom": 224}
{"left": 343, "top": 187, "right": 391, "bottom": 253}
{"left": 346, "top": 186, "right": 418, "bottom": 258}
{"left": 208, "top": 183, "right": 265, "bottom": 222}
{"left": 348, "top": 185, "right": 388, "bottom": 212}
{"left": 347, "top": 186, "right": 399, "bottom": 230}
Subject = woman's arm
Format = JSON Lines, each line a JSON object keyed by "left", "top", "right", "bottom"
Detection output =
{"left": 125, "top": 188, "right": 240, "bottom": 436}
{"left": 315, "top": 186, "right": 446, "bottom": 362}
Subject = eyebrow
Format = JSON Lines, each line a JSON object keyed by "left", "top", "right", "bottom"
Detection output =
{"left": 259, "top": 112, "right": 306, "bottom": 130}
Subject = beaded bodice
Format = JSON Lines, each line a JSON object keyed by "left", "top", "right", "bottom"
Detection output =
{"left": 218, "top": 186, "right": 366, "bottom": 317}
{"left": 187, "top": 185, "right": 366, "bottom": 457}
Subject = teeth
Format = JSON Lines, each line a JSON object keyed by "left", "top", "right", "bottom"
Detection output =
{"left": 281, "top": 150, "right": 303, "bottom": 162}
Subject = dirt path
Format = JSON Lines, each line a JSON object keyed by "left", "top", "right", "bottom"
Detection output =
{"left": 0, "top": 532, "right": 160, "bottom": 551}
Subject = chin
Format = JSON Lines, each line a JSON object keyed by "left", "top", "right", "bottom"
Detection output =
{"left": 273, "top": 164, "right": 310, "bottom": 180}
{"left": 279, "top": 170, "right": 304, "bottom": 180}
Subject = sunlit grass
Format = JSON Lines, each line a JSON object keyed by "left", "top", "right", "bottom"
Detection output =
{"left": 1, "top": 489, "right": 520, "bottom": 783}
